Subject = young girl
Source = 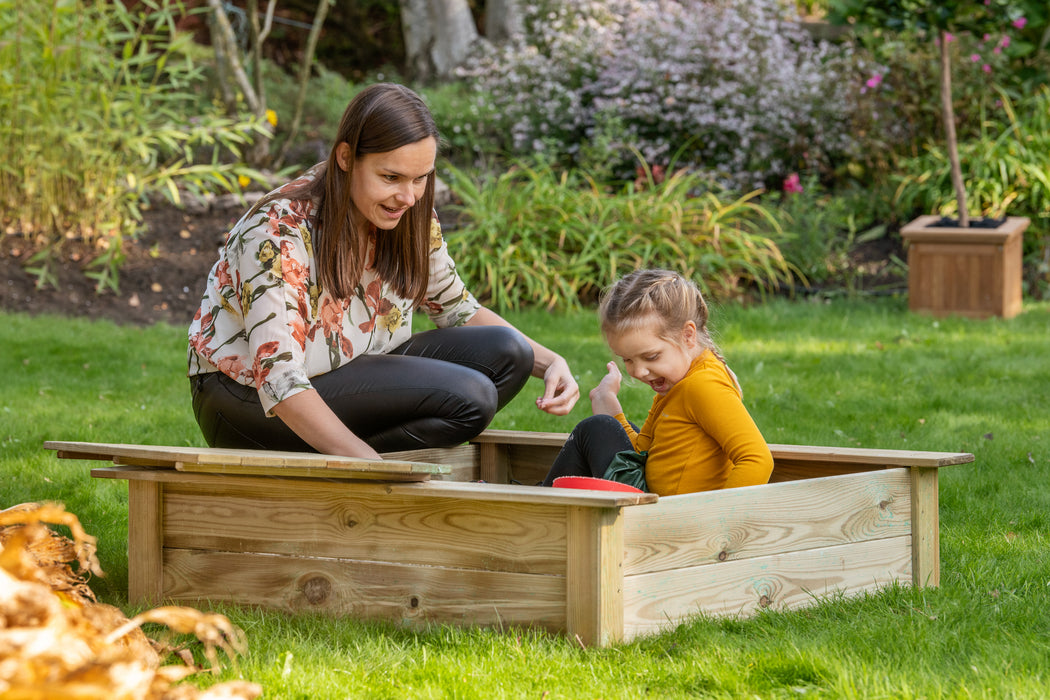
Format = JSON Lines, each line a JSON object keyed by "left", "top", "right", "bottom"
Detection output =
{"left": 542, "top": 269, "right": 772, "bottom": 495}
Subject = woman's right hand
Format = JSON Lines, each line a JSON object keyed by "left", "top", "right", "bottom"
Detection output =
{"left": 588, "top": 361, "right": 624, "bottom": 417}
{"left": 272, "top": 389, "right": 383, "bottom": 460}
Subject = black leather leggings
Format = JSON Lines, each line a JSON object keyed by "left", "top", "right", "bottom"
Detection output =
{"left": 540, "top": 414, "right": 634, "bottom": 486}
{"left": 190, "top": 326, "right": 534, "bottom": 454}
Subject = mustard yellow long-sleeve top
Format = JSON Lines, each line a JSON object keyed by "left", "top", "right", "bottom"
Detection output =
{"left": 615, "top": 350, "right": 773, "bottom": 495}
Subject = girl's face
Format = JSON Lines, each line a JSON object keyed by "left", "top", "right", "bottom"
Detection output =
{"left": 339, "top": 137, "right": 437, "bottom": 231}
{"left": 606, "top": 318, "right": 700, "bottom": 395}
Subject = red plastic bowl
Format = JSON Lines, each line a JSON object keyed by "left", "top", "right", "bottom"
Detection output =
{"left": 552, "top": 476, "right": 644, "bottom": 493}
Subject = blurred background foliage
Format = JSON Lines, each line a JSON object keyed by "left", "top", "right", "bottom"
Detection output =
{"left": 2, "top": 0, "right": 1048, "bottom": 306}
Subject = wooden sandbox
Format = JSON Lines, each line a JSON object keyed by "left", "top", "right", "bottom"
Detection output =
{"left": 46, "top": 431, "right": 973, "bottom": 647}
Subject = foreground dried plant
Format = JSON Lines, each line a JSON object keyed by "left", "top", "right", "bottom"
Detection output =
{"left": 0, "top": 502, "right": 262, "bottom": 700}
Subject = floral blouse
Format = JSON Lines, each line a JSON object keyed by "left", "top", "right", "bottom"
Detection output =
{"left": 187, "top": 173, "right": 481, "bottom": 416}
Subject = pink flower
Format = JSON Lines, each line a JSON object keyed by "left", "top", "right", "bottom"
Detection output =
{"left": 1000, "top": 36, "right": 1011, "bottom": 48}
{"left": 970, "top": 53, "right": 981, "bottom": 62}
{"left": 864, "top": 73, "right": 883, "bottom": 90}
{"left": 944, "top": 32, "right": 955, "bottom": 43}
{"left": 983, "top": 64, "right": 992, "bottom": 73}
{"left": 783, "top": 173, "right": 804, "bottom": 194}
{"left": 1011, "top": 17, "right": 1027, "bottom": 30}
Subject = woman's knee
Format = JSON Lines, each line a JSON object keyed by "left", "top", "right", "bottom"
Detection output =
{"left": 490, "top": 326, "right": 533, "bottom": 370}
{"left": 483, "top": 326, "right": 533, "bottom": 407}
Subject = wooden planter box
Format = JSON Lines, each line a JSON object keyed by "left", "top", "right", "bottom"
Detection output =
{"left": 900, "top": 215, "right": 1030, "bottom": 319}
{"left": 46, "top": 431, "right": 973, "bottom": 647}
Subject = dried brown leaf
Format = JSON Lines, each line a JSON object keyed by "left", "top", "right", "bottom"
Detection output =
{"left": 106, "top": 607, "right": 248, "bottom": 674}
{"left": 0, "top": 503, "right": 260, "bottom": 699}
{"left": 0, "top": 502, "right": 103, "bottom": 580}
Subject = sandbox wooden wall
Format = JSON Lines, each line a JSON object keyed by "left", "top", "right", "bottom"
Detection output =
{"left": 48, "top": 433, "right": 970, "bottom": 646}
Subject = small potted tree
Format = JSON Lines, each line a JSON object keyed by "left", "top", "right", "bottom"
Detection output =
{"left": 830, "top": 0, "right": 1032, "bottom": 318}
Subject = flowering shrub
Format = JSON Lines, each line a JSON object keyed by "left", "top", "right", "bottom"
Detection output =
{"left": 828, "top": 0, "right": 1030, "bottom": 226}
{"left": 457, "top": 0, "right": 861, "bottom": 189}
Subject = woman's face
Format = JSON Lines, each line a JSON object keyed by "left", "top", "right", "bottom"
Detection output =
{"left": 340, "top": 137, "right": 437, "bottom": 231}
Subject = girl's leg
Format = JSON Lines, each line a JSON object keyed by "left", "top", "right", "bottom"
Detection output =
{"left": 541, "top": 414, "right": 633, "bottom": 486}
{"left": 191, "top": 326, "right": 533, "bottom": 453}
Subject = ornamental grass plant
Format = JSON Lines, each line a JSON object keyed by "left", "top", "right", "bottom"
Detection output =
{"left": 443, "top": 158, "right": 794, "bottom": 311}
{"left": 2, "top": 299, "right": 1049, "bottom": 697}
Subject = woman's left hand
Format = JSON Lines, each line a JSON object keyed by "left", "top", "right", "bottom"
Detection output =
{"left": 535, "top": 355, "right": 580, "bottom": 415}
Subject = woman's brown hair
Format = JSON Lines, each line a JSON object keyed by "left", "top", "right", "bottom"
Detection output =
{"left": 250, "top": 83, "right": 439, "bottom": 305}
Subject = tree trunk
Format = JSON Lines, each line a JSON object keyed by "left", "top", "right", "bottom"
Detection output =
{"left": 400, "top": 0, "right": 479, "bottom": 82}
{"left": 274, "top": 0, "right": 333, "bottom": 169}
{"left": 208, "top": 0, "right": 273, "bottom": 167}
{"left": 485, "top": 0, "right": 522, "bottom": 44}
{"left": 940, "top": 29, "right": 969, "bottom": 227}
{"left": 247, "top": 0, "right": 277, "bottom": 108}
{"left": 208, "top": 0, "right": 261, "bottom": 115}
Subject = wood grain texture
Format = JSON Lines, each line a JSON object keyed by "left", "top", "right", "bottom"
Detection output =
{"left": 382, "top": 445, "right": 479, "bottom": 482}
{"left": 910, "top": 467, "right": 940, "bottom": 587}
{"left": 79, "top": 432, "right": 967, "bottom": 646}
{"left": 768, "top": 444, "right": 974, "bottom": 467}
{"left": 478, "top": 442, "right": 510, "bottom": 485}
{"left": 161, "top": 484, "right": 571, "bottom": 574}
{"left": 770, "top": 460, "right": 882, "bottom": 482}
{"left": 566, "top": 506, "right": 624, "bottom": 647}
{"left": 622, "top": 469, "right": 912, "bottom": 576}
{"left": 901, "top": 215, "right": 1027, "bottom": 319}
{"left": 161, "top": 549, "right": 567, "bottom": 632}
{"left": 89, "top": 465, "right": 658, "bottom": 507}
{"left": 127, "top": 480, "right": 163, "bottom": 604}
{"left": 45, "top": 440, "right": 449, "bottom": 479}
{"left": 622, "top": 536, "right": 912, "bottom": 638}
{"left": 472, "top": 430, "right": 569, "bottom": 447}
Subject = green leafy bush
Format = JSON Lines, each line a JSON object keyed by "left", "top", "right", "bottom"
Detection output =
{"left": 895, "top": 88, "right": 1050, "bottom": 221}
{"left": 766, "top": 177, "right": 892, "bottom": 291}
{"left": 442, "top": 158, "right": 794, "bottom": 311}
{"left": 0, "top": 0, "right": 268, "bottom": 292}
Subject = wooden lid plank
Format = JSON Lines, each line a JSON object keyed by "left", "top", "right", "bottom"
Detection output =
{"left": 44, "top": 440, "right": 449, "bottom": 478}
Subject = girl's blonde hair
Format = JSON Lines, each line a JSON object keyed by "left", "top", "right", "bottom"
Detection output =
{"left": 599, "top": 268, "right": 725, "bottom": 363}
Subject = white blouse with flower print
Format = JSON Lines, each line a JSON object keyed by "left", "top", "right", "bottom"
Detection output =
{"left": 187, "top": 176, "right": 481, "bottom": 416}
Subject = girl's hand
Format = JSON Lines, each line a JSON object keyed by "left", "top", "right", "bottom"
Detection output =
{"left": 589, "top": 361, "right": 624, "bottom": 417}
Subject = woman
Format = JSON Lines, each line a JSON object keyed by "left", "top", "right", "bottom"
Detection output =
{"left": 188, "top": 83, "right": 579, "bottom": 459}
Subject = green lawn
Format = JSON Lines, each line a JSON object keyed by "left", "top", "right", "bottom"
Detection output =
{"left": 3, "top": 297, "right": 1049, "bottom": 698}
